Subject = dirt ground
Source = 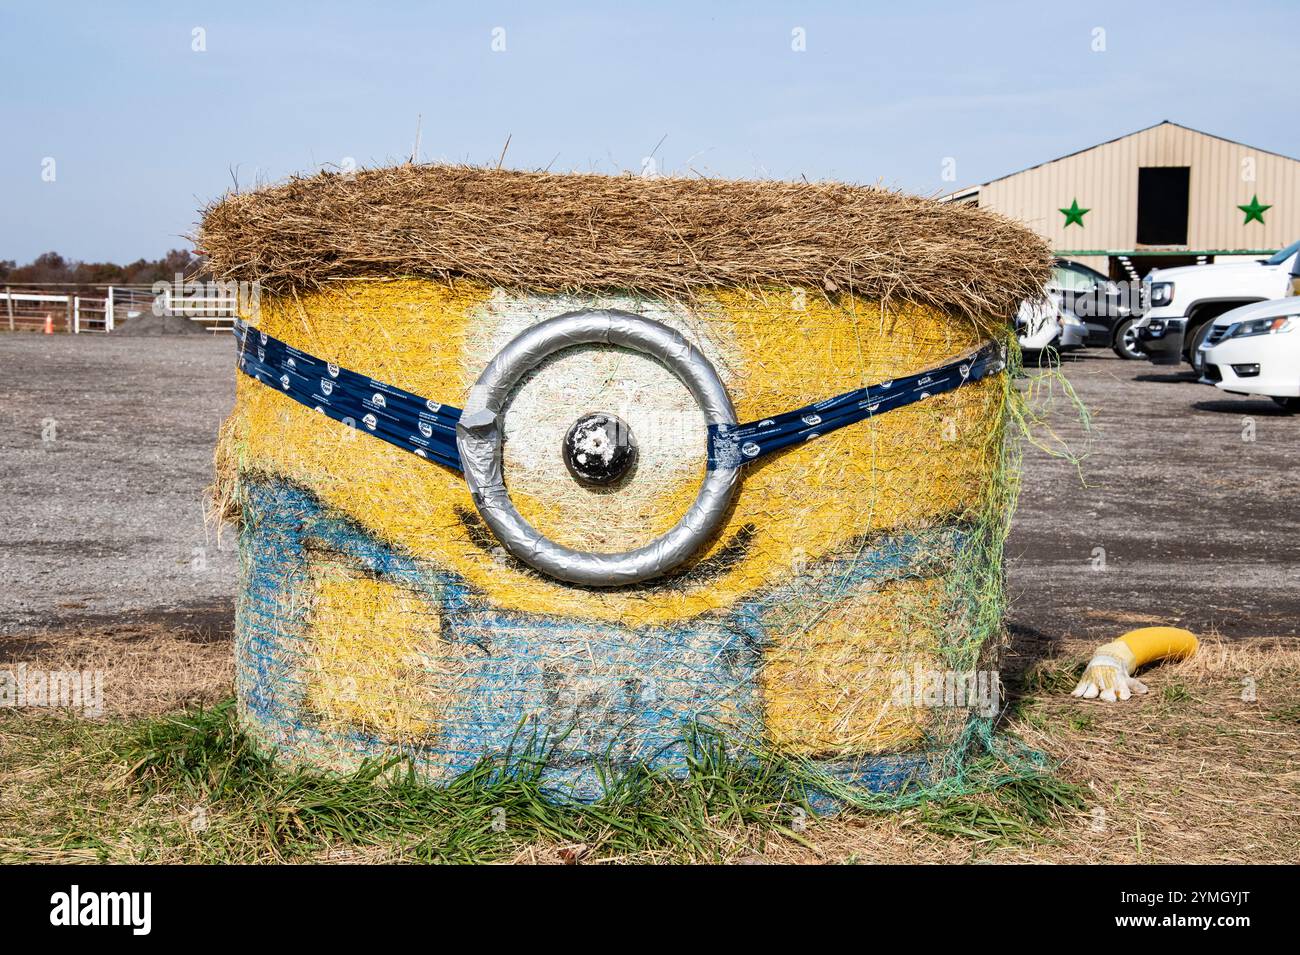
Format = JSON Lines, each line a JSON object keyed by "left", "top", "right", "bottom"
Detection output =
{"left": 1, "top": 335, "right": 1297, "bottom": 863}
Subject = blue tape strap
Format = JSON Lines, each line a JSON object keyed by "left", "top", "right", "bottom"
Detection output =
{"left": 232, "top": 321, "right": 1003, "bottom": 478}
{"left": 708, "top": 341, "right": 1005, "bottom": 469}
{"left": 232, "top": 321, "right": 463, "bottom": 471}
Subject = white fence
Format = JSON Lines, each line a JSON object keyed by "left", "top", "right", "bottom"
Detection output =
{"left": 1, "top": 286, "right": 239, "bottom": 334}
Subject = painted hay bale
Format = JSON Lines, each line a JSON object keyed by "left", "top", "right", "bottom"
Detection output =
{"left": 203, "top": 165, "right": 1051, "bottom": 800}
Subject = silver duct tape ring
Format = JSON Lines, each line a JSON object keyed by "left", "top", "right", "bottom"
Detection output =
{"left": 456, "top": 309, "right": 739, "bottom": 586}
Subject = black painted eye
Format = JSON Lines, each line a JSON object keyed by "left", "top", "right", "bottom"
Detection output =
{"left": 562, "top": 413, "right": 638, "bottom": 486}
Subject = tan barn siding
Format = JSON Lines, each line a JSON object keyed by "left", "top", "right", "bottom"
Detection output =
{"left": 974, "top": 123, "right": 1300, "bottom": 254}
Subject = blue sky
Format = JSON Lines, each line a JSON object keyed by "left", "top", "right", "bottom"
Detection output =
{"left": 2, "top": 0, "right": 1297, "bottom": 263}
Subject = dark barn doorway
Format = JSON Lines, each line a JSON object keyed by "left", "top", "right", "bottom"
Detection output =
{"left": 1109, "top": 254, "right": 1203, "bottom": 282}
{"left": 1137, "top": 167, "right": 1191, "bottom": 246}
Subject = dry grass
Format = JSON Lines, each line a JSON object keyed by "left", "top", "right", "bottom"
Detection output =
{"left": 650, "top": 633, "right": 1300, "bottom": 865}
{"left": 2, "top": 618, "right": 1296, "bottom": 864}
{"left": 0, "top": 615, "right": 232, "bottom": 718}
{"left": 997, "top": 633, "right": 1300, "bottom": 864}
{"left": 645, "top": 636, "right": 1300, "bottom": 865}
{"left": 198, "top": 164, "right": 1052, "bottom": 319}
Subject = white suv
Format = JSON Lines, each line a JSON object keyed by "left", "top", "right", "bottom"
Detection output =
{"left": 1136, "top": 239, "right": 1300, "bottom": 371}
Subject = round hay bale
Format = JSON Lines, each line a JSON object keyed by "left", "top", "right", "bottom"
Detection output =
{"left": 203, "top": 165, "right": 1051, "bottom": 800}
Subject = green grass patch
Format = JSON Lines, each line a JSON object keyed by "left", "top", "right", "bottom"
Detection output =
{"left": 1021, "top": 658, "right": 1088, "bottom": 697}
{"left": 1264, "top": 703, "right": 1300, "bottom": 725}
{"left": 910, "top": 756, "right": 1086, "bottom": 847}
{"left": 115, "top": 701, "right": 816, "bottom": 863}
{"left": 1, "top": 701, "right": 1082, "bottom": 864}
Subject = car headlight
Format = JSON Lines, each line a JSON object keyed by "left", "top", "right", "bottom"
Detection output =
{"left": 1148, "top": 282, "right": 1174, "bottom": 307}
{"left": 1060, "top": 314, "right": 1085, "bottom": 327}
{"left": 1227, "top": 316, "right": 1296, "bottom": 339}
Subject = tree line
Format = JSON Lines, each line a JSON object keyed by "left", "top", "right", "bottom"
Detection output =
{"left": 0, "top": 250, "right": 210, "bottom": 289}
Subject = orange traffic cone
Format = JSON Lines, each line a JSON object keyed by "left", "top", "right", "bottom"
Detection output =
{"left": 44, "top": 314, "right": 53, "bottom": 335}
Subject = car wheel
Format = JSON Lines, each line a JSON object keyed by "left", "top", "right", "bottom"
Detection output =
{"left": 1186, "top": 322, "right": 1213, "bottom": 372}
{"left": 1271, "top": 396, "right": 1300, "bottom": 413}
{"left": 1111, "top": 318, "right": 1143, "bottom": 360}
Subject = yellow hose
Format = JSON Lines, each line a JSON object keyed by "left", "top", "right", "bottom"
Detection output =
{"left": 1095, "top": 626, "right": 1199, "bottom": 672}
{"left": 1073, "top": 627, "right": 1198, "bottom": 701}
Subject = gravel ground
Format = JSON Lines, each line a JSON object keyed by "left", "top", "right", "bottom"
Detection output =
{"left": 0, "top": 335, "right": 237, "bottom": 636}
{"left": 1007, "top": 349, "right": 1300, "bottom": 662}
{"left": 1, "top": 335, "right": 1296, "bottom": 648}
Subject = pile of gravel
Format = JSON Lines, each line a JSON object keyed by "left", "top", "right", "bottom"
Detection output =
{"left": 114, "top": 312, "right": 209, "bottom": 336}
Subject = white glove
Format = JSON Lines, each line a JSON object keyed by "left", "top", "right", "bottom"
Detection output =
{"left": 1071, "top": 653, "right": 1149, "bottom": 702}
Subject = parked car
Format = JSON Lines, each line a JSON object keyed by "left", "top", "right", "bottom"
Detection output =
{"left": 1016, "top": 293, "right": 1087, "bottom": 354}
{"left": 1197, "top": 297, "right": 1300, "bottom": 411}
{"left": 1135, "top": 239, "right": 1300, "bottom": 371}
{"left": 1048, "top": 259, "right": 1144, "bottom": 359}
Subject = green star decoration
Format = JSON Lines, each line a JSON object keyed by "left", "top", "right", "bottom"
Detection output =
{"left": 1238, "top": 195, "right": 1271, "bottom": 225}
{"left": 1059, "top": 199, "right": 1089, "bottom": 228}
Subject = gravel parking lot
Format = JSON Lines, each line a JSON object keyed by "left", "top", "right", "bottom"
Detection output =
{"left": 0, "top": 335, "right": 237, "bottom": 640}
{"left": 1008, "top": 349, "right": 1300, "bottom": 660}
{"left": 1, "top": 335, "right": 1297, "bottom": 652}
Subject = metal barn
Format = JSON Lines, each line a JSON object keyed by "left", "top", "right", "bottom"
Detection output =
{"left": 943, "top": 121, "right": 1300, "bottom": 280}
